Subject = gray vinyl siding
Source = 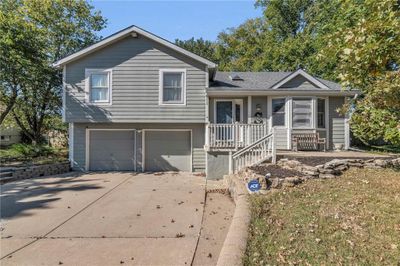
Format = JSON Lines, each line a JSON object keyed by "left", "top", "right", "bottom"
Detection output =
{"left": 207, "top": 151, "right": 230, "bottom": 180}
{"left": 71, "top": 123, "right": 205, "bottom": 172}
{"left": 65, "top": 34, "right": 207, "bottom": 123}
{"left": 250, "top": 96, "right": 268, "bottom": 123}
{"left": 273, "top": 128, "right": 288, "bottom": 149}
{"left": 278, "top": 75, "right": 320, "bottom": 89}
{"left": 329, "top": 96, "right": 345, "bottom": 148}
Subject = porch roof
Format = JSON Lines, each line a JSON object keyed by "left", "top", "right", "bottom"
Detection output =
{"left": 209, "top": 71, "right": 347, "bottom": 92}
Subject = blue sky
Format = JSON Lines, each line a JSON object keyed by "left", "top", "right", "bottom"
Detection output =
{"left": 91, "top": 1, "right": 263, "bottom": 42}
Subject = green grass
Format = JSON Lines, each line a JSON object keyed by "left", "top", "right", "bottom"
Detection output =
{"left": 355, "top": 144, "right": 400, "bottom": 155}
{"left": 0, "top": 144, "right": 68, "bottom": 166}
{"left": 244, "top": 168, "right": 400, "bottom": 265}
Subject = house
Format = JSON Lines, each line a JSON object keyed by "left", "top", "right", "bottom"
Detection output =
{"left": 54, "top": 25, "right": 357, "bottom": 179}
{"left": 0, "top": 127, "right": 21, "bottom": 147}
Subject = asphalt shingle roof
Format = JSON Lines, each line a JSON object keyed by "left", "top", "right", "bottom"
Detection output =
{"left": 210, "top": 71, "right": 342, "bottom": 91}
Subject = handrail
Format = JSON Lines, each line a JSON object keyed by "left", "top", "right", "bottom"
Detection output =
{"left": 231, "top": 132, "right": 276, "bottom": 173}
{"left": 232, "top": 133, "right": 273, "bottom": 158}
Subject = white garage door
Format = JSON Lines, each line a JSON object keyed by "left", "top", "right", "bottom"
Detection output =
{"left": 144, "top": 131, "right": 191, "bottom": 172}
{"left": 89, "top": 130, "right": 135, "bottom": 171}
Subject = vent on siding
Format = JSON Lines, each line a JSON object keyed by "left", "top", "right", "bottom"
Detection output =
{"left": 229, "top": 73, "right": 243, "bottom": 81}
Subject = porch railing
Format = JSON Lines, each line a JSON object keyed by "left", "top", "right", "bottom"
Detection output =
{"left": 206, "top": 123, "right": 268, "bottom": 150}
{"left": 230, "top": 132, "right": 276, "bottom": 173}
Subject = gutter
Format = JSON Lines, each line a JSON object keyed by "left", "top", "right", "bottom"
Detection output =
{"left": 207, "top": 90, "right": 360, "bottom": 97}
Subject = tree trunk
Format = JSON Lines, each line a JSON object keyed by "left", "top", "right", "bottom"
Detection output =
{"left": 0, "top": 88, "right": 17, "bottom": 125}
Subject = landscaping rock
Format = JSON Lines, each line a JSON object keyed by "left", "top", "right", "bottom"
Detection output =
{"left": 269, "top": 178, "right": 284, "bottom": 189}
{"left": 391, "top": 158, "right": 400, "bottom": 168}
{"left": 319, "top": 174, "right": 336, "bottom": 179}
{"left": 373, "top": 159, "right": 389, "bottom": 167}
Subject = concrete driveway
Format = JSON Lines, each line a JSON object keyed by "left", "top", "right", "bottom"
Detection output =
{"left": 0, "top": 172, "right": 206, "bottom": 265}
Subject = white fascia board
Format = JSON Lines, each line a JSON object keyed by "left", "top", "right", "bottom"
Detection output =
{"left": 206, "top": 90, "right": 358, "bottom": 97}
{"left": 272, "top": 69, "right": 329, "bottom": 89}
{"left": 53, "top": 26, "right": 217, "bottom": 69}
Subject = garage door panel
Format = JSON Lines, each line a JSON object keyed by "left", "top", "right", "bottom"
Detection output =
{"left": 145, "top": 131, "right": 191, "bottom": 172}
{"left": 89, "top": 131, "right": 135, "bottom": 171}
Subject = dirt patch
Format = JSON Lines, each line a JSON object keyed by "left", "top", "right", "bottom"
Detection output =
{"left": 284, "top": 156, "right": 381, "bottom": 166}
{"left": 192, "top": 192, "right": 235, "bottom": 266}
{"left": 249, "top": 164, "right": 305, "bottom": 178}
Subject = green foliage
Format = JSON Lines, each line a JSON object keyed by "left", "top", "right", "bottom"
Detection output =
{"left": 175, "top": 37, "right": 218, "bottom": 63}
{"left": 0, "top": 0, "right": 106, "bottom": 143}
{"left": 1, "top": 143, "right": 55, "bottom": 160}
{"left": 0, "top": 143, "right": 68, "bottom": 166}
{"left": 178, "top": 0, "right": 399, "bottom": 145}
{"left": 10, "top": 143, "right": 54, "bottom": 158}
{"left": 321, "top": 0, "right": 400, "bottom": 145}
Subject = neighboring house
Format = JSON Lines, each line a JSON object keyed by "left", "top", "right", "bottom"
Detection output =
{"left": 0, "top": 127, "right": 21, "bottom": 147}
{"left": 54, "top": 25, "right": 356, "bottom": 179}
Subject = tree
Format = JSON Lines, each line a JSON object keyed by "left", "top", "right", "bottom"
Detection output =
{"left": 213, "top": 0, "right": 342, "bottom": 75}
{"left": 175, "top": 37, "right": 218, "bottom": 63}
{"left": 321, "top": 0, "right": 400, "bottom": 145}
{"left": 0, "top": 0, "right": 44, "bottom": 124}
{"left": 0, "top": 0, "right": 106, "bottom": 143}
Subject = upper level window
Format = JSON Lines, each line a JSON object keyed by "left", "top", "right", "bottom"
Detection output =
{"left": 317, "top": 98, "right": 326, "bottom": 128}
{"left": 272, "top": 98, "right": 285, "bottom": 126}
{"left": 159, "top": 69, "right": 186, "bottom": 105}
{"left": 85, "top": 69, "right": 111, "bottom": 104}
{"left": 292, "top": 98, "right": 312, "bottom": 128}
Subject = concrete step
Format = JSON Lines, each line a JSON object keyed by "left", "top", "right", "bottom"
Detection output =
{"left": 0, "top": 171, "right": 14, "bottom": 178}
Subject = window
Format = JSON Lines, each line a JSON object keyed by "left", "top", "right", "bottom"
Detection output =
{"left": 216, "top": 101, "right": 233, "bottom": 123}
{"left": 317, "top": 98, "right": 326, "bottom": 128}
{"left": 215, "top": 99, "right": 243, "bottom": 124}
{"left": 1, "top": 135, "right": 10, "bottom": 141}
{"left": 292, "top": 98, "right": 313, "bottom": 128}
{"left": 160, "top": 69, "right": 186, "bottom": 105}
{"left": 85, "top": 69, "right": 111, "bottom": 104}
{"left": 272, "top": 98, "right": 286, "bottom": 126}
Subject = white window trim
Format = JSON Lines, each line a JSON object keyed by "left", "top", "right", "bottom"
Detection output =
{"left": 291, "top": 97, "right": 315, "bottom": 129}
{"left": 270, "top": 97, "right": 287, "bottom": 128}
{"left": 159, "top": 68, "right": 187, "bottom": 106}
{"left": 85, "top": 68, "right": 112, "bottom": 105}
{"left": 213, "top": 99, "right": 244, "bottom": 123}
{"left": 316, "top": 97, "right": 328, "bottom": 130}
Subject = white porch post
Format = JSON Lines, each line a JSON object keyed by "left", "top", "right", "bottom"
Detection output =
{"left": 345, "top": 118, "right": 350, "bottom": 150}
{"left": 247, "top": 95, "right": 252, "bottom": 124}
{"left": 228, "top": 151, "right": 233, "bottom": 174}
{"left": 344, "top": 97, "right": 350, "bottom": 150}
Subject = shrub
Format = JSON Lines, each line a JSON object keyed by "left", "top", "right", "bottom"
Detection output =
{"left": 9, "top": 143, "right": 55, "bottom": 158}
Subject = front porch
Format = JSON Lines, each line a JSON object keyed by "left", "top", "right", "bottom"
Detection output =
{"left": 206, "top": 95, "right": 350, "bottom": 152}
{"left": 205, "top": 123, "right": 331, "bottom": 152}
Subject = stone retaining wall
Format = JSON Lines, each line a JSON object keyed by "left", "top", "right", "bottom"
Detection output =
{"left": 1, "top": 162, "right": 70, "bottom": 184}
{"left": 239, "top": 157, "right": 400, "bottom": 190}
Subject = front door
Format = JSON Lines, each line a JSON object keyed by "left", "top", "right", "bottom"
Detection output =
{"left": 215, "top": 100, "right": 243, "bottom": 141}
{"left": 216, "top": 100, "right": 243, "bottom": 123}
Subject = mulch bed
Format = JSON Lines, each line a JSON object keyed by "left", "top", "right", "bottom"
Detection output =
{"left": 283, "top": 156, "right": 381, "bottom": 167}
{"left": 249, "top": 164, "right": 305, "bottom": 178}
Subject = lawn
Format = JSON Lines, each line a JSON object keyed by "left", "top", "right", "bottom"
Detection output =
{"left": 244, "top": 168, "right": 400, "bottom": 265}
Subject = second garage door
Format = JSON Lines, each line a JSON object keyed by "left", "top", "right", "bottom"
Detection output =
{"left": 144, "top": 130, "right": 191, "bottom": 172}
